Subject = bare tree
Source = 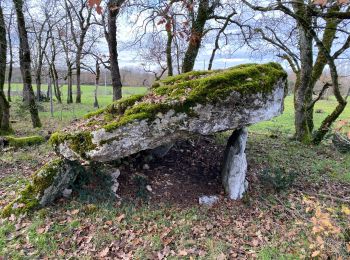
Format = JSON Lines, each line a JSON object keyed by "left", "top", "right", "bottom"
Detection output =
{"left": 66, "top": 0, "right": 94, "bottom": 103}
{"left": 13, "top": 0, "right": 41, "bottom": 128}
{"left": 26, "top": 2, "right": 52, "bottom": 101}
{"left": 0, "top": 2, "right": 10, "bottom": 132}
{"left": 6, "top": 8, "right": 13, "bottom": 102}
{"left": 45, "top": 26, "right": 62, "bottom": 103}
{"left": 207, "top": 10, "right": 236, "bottom": 70}
{"left": 101, "top": 0, "right": 126, "bottom": 101}
{"left": 82, "top": 55, "right": 102, "bottom": 108}
{"left": 242, "top": 0, "right": 350, "bottom": 144}
{"left": 140, "top": 34, "right": 168, "bottom": 80}
{"left": 57, "top": 15, "right": 75, "bottom": 104}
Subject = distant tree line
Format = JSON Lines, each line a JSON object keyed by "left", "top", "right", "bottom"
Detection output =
{"left": 3, "top": 66, "right": 155, "bottom": 87}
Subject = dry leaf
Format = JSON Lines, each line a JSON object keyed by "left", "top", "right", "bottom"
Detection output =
{"left": 116, "top": 214, "right": 125, "bottom": 222}
{"left": 346, "top": 242, "right": 350, "bottom": 253}
{"left": 341, "top": 205, "right": 350, "bottom": 215}
{"left": 71, "top": 209, "right": 79, "bottom": 215}
{"left": 178, "top": 249, "right": 188, "bottom": 256}
{"left": 311, "top": 250, "right": 320, "bottom": 257}
{"left": 99, "top": 246, "right": 110, "bottom": 258}
{"left": 37, "top": 227, "right": 46, "bottom": 234}
{"left": 252, "top": 238, "right": 259, "bottom": 247}
{"left": 216, "top": 253, "right": 226, "bottom": 260}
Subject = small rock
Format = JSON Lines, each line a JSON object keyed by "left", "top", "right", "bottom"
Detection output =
{"left": 62, "top": 189, "right": 72, "bottom": 198}
{"left": 143, "top": 164, "right": 150, "bottom": 170}
{"left": 146, "top": 185, "right": 152, "bottom": 192}
{"left": 198, "top": 195, "right": 219, "bottom": 206}
{"left": 110, "top": 169, "right": 120, "bottom": 194}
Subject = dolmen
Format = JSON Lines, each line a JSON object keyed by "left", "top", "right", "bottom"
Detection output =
{"left": 2, "top": 63, "right": 287, "bottom": 217}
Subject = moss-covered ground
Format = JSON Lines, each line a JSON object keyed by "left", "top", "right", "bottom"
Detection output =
{"left": 0, "top": 85, "right": 349, "bottom": 258}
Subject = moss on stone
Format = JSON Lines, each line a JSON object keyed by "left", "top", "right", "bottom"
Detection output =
{"left": 159, "top": 70, "right": 215, "bottom": 85}
{"left": 154, "top": 62, "right": 287, "bottom": 101}
{"left": 1, "top": 159, "right": 64, "bottom": 217}
{"left": 84, "top": 107, "right": 106, "bottom": 119}
{"left": 103, "top": 112, "right": 150, "bottom": 132}
{"left": 5, "top": 135, "right": 45, "bottom": 148}
{"left": 84, "top": 94, "right": 145, "bottom": 119}
{"left": 49, "top": 132, "right": 96, "bottom": 159}
{"left": 103, "top": 102, "right": 174, "bottom": 132}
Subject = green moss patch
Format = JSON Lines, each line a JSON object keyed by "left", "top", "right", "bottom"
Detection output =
{"left": 49, "top": 132, "right": 96, "bottom": 159}
{"left": 4, "top": 135, "right": 45, "bottom": 148}
{"left": 84, "top": 94, "right": 145, "bottom": 120}
{"left": 1, "top": 159, "right": 64, "bottom": 217}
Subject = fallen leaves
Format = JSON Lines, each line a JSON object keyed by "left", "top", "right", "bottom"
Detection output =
{"left": 71, "top": 209, "right": 80, "bottom": 215}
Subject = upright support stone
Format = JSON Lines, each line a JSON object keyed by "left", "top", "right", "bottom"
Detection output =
{"left": 222, "top": 128, "right": 248, "bottom": 200}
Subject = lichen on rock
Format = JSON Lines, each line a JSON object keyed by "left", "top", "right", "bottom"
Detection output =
{"left": 2, "top": 159, "right": 83, "bottom": 217}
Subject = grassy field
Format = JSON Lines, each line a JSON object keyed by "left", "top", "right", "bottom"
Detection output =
{"left": 1, "top": 85, "right": 350, "bottom": 259}
{"left": 7, "top": 84, "right": 147, "bottom": 135}
{"left": 250, "top": 95, "right": 350, "bottom": 134}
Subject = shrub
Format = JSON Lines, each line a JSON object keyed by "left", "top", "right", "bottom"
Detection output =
{"left": 259, "top": 167, "right": 297, "bottom": 192}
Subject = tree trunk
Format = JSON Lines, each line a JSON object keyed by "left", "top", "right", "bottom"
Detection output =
{"left": 0, "top": 5, "right": 10, "bottom": 131}
{"left": 313, "top": 102, "right": 347, "bottom": 144}
{"left": 182, "top": 0, "right": 210, "bottom": 73}
{"left": 48, "top": 74, "right": 53, "bottom": 117}
{"left": 94, "top": 61, "right": 100, "bottom": 108}
{"left": 35, "top": 58, "right": 43, "bottom": 101}
{"left": 75, "top": 49, "right": 82, "bottom": 103}
{"left": 67, "top": 66, "right": 73, "bottom": 104}
{"left": 293, "top": 2, "right": 313, "bottom": 143}
{"left": 7, "top": 11, "right": 13, "bottom": 103}
{"left": 106, "top": 4, "right": 123, "bottom": 101}
{"left": 52, "top": 64, "right": 61, "bottom": 103}
{"left": 7, "top": 57, "right": 12, "bottom": 102}
{"left": 166, "top": 20, "right": 173, "bottom": 76}
{"left": 13, "top": 0, "right": 41, "bottom": 128}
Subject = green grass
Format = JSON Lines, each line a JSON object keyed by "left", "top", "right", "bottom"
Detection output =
{"left": 250, "top": 95, "right": 350, "bottom": 134}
